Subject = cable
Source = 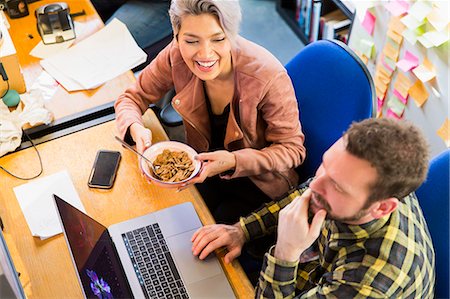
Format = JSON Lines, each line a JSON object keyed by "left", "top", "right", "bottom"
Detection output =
{"left": 0, "top": 131, "right": 43, "bottom": 180}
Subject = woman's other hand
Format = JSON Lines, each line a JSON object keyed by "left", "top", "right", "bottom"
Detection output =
{"left": 130, "top": 123, "right": 152, "bottom": 154}
{"left": 189, "top": 150, "right": 236, "bottom": 184}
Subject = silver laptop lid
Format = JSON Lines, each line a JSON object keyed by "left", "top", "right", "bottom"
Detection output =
{"left": 0, "top": 229, "right": 26, "bottom": 299}
{"left": 54, "top": 195, "right": 133, "bottom": 299}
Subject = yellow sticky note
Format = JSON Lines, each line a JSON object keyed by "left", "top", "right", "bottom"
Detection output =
{"left": 383, "top": 42, "right": 400, "bottom": 61}
{"left": 387, "top": 28, "right": 404, "bottom": 45}
{"left": 413, "top": 63, "right": 436, "bottom": 82}
{"left": 427, "top": 6, "right": 450, "bottom": 32}
{"left": 437, "top": 118, "right": 450, "bottom": 147}
{"left": 394, "top": 72, "right": 412, "bottom": 98}
{"left": 409, "top": 80, "right": 429, "bottom": 107}
{"left": 389, "top": 16, "right": 406, "bottom": 34}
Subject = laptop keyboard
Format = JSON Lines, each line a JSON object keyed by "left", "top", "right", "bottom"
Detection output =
{"left": 122, "top": 223, "right": 189, "bottom": 299}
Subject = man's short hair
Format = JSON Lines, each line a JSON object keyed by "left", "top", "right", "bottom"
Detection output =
{"left": 344, "top": 118, "right": 429, "bottom": 203}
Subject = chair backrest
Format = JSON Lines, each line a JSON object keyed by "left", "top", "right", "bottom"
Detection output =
{"left": 285, "top": 39, "right": 376, "bottom": 182}
{"left": 415, "top": 149, "right": 450, "bottom": 299}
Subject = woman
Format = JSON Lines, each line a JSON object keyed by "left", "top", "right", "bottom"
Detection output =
{"left": 115, "top": 0, "right": 306, "bottom": 224}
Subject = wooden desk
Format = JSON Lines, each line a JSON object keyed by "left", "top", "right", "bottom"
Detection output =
{"left": 6, "top": 0, "right": 134, "bottom": 121}
{"left": 0, "top": 110, "right": 254, "bottom": 298}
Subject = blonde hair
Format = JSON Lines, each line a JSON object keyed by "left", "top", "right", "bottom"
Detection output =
{"left": 169, "top": 0, "right": 241, "bottom": 42}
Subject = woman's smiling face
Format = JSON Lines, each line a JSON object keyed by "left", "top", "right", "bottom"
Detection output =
{"left": 177, "top": 13, "right": 232, "bottom": 81}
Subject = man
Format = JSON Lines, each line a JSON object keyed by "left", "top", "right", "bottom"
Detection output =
{"left": 191, "top": 118, "right": 435, "bottom": 298}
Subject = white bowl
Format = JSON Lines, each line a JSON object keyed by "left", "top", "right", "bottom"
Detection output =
{"left": 140, "top": 141, "right": 201, "bottom": 188}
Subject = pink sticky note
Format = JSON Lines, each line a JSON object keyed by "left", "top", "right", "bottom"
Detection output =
{"left": 387, "top": 108, "right": 402, "bottom": 119}
{"left": 377, "top": 97, "right": 385, "bottom": 112}
{"left": 362, "top": 10, "right": 376, "bottom": 36}
{"left": 393, "top": 89, "right": 408, "bottom": 104}
{"left": 384, "top": 0, "right": 410, "bottom": 17}
{"left": 396, "top": 51, "right": 419, "bottom": 72}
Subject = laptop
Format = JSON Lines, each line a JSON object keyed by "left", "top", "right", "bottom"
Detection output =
{"left": 54, "top": 195, "right": 235, "bottom": 299}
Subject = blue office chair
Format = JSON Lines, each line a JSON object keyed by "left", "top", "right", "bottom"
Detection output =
{"left": 285, "top": 39, "right": 376, "bottom": 182}
{"left": 415, "top": 149, "right": 450, "bottom": 299}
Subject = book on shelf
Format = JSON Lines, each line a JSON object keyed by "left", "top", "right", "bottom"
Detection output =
{"left": 319, "top": 8, "right": 348, "bottom": 40}
{"left": 298, "top": 0, "right": 312, "bottom": 39}
{"left": 309, "top": 0, "right": 322, "bottom": 42}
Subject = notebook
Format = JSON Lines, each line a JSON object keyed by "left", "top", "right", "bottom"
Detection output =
{"left": 54, "top": 195, "right": 235, "bottom": 299}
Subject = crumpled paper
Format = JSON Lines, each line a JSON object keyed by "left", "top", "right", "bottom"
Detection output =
{"left": 0, "top": 93, "right": 53, "bottom": 157}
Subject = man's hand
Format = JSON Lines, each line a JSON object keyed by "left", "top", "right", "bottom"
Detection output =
{"left": 191, "top": 223, "right": 245, "bottom": 264}
{"left": 129, "top": 123, "right": 152, "bottom": 154}
{"left": 189, "top": 151, "right": 236, "bottom": 184}
{"left": 274, "top": 189, "right": 327, "bottom": 262}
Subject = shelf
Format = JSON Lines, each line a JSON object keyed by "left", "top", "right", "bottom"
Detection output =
{"left": 276, "top": 0, "right": 355, "bottom": 45}
{"left": 276, "top": 2, "right": 309, "bottom": 44}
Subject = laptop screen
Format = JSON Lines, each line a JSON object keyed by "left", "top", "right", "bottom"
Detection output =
{"left": 54, "top": 195, "right": 133, "bottom": 299}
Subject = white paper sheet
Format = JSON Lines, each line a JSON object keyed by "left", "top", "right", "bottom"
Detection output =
{"left": 29, "top": 21, "right": 89, "bottom": 59}
{"left": 13, "top": 170, "right": 86, "bottom": 240}
{"left": 40, "top": 18, "right": 147, "bottom": 91}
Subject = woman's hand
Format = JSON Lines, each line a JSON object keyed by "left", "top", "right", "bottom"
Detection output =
{"left": 189, "top": 150, "right": 236, "bottom": 184}
{"left": 129, "top": 123, "right": 152, "bottom": 154}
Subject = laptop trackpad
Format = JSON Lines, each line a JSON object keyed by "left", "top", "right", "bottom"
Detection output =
{"left": 167, "top": 229, "right": 222, "bottom": 285}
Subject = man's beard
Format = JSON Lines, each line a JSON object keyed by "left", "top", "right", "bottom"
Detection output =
{"left": 309, "top": 191, "right": 370, "bottom": 223}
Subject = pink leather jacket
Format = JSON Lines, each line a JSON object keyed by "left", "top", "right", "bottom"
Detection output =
{"left": 115, "top": 36, "right": 306, "bottom": 199}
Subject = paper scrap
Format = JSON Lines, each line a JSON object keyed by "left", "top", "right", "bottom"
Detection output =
{"left": 384, "top": 0, "right": 410, "bottom": 17}
{"left": 408, "top": 0, "right": 433, "bottom": 22}
{"left": 396, "top": 50, "right": 419, "bottom": 72}
{"left": 13, "top": 170, "right": 86, "bottom": 240}
{"left": 362, "top": 10, "right": 376, "bottom": 35}
{"left": 409, "top": 80, "right": 429, "bottom": 107}
{"left": 437, "top": 118, "right": 450, "bottom": 147}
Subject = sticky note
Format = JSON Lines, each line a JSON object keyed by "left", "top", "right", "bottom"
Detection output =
{"left": 387, "top": 108, "right": 402, "bottom": 119}
{"left": 382, "top": 54, "right": 397, "bottom": 72}
{"left": 427, "top": 7, "right": 450, "bottom": 32}
{"left": 362, "top": 10, "right": 376, "bottom": 35}
{"left": 437, "top": 118, "right": 450, "bottom": 147}
{"left": 422, "top": 31, "right": 449, "bottom": 47}
{"left": 393, "top": 89, "right": 408, "bottom": 104}
{"left": 387, "top": 28, "right": 404, "bottom": 45}
{"left": 393, "top": 72, "right": 412, "bottom": 99}
{"left": 412, "top": 61, "right": 436, "bottom": 82}
{"left": 396, "top": 50, "right": 419, "bottom": 72}
{"left": 383, "top": 42, "right": 400, "bottom": 61}
{"left": 359, "top": 39, "right": 375, "bottom": 58}
{"left": 387, "top": 96, "right": 406, "bottom": 117}
{"left": 409, "top": 80, "right": 429, "bottom": 107}
{"left": 384, "top": 0, "right": 410, "bottom": 17}
{"left": 417, "top": 35, "right": 435, "bottom": 48}
{"left": 389, "top": 16, "right": 406, "bottom": 34}
{"left": 401, "top": 14, "right": 425, "bottom": 30}
{"left": 408, "top": 0, "right": 433, "bottom": 22}
{"left": 402, "top": 28, "right": 418, "bottom": 45}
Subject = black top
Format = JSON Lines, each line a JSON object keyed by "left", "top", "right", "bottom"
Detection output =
{"left": 205, "top": 92, "right": 230, "bottom": 151}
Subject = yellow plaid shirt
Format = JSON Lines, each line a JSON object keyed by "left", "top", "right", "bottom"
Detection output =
{"left": 240, "top": 182, "right": 435, "bottom": 298}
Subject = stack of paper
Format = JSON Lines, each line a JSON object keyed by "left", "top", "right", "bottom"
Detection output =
{"left": 13, "top": 170, "right": 86, "bottom": 240}
{"left": 40, "top": 19, "right": 147, "bottom": 91}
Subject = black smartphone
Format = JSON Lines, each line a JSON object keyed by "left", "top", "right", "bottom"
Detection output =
{"left": 88, "top": 150, "right": 121, "bottom": 189}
